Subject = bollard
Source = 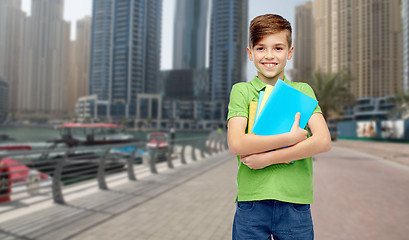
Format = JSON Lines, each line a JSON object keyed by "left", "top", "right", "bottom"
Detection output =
{"left": 97, "top": 148, "right": 111, "bottom": 190}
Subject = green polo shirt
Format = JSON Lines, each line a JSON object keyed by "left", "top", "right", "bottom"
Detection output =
{"left": 227, "top": 76, "right": 322, "bottom": 204}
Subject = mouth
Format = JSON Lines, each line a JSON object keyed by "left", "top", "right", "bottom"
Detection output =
{"left": 262, "top": 62, "right": 278, "bottom": 68}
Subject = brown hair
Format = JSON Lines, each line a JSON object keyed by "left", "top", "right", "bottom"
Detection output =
{"left": 249, "top": 14, "right": 292, "bottom": 48}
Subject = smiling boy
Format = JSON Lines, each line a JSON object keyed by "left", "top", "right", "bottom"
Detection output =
{"left": 227, "top": 14, "right": 331, "bottom": 239}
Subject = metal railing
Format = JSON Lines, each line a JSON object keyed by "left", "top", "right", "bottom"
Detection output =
{"left": 0, "top": 131, "right": 228, "bottom": 211}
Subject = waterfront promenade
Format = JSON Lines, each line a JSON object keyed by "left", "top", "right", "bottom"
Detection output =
{"left": 1, "top": 140, "right": 409, "bottom": 239}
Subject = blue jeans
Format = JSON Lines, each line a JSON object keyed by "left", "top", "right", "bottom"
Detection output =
{"left": 232, "top": 200, "right": 314, "bottom": 240}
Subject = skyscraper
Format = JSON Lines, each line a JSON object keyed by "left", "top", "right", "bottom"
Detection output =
{"left": 0, "top": 78, "right": 8, "bottom": 123}
{"left": 209, "top": 0, "right": 248, "bottom": 105}
{"left": 18, "top": 0, "right": 71, "bottom": 116}
{"left": 173, "top": 0, "right": 209, "bottom": 69}
{"left": 89, "top": 0, "right": 162, "bottom": 119}
{"left": 75, "top": 16, "right": 92, "bottom": 101}
{"left": 314, "top": 0, "right": 402, "bottom": 98}
{"left": 293, "top": 2, "right": 314, "bottom": 82}
{"left": 0, "top": 0, "right": 25, "bottom": 117}
{"left": 403, "top": 0, "right": 409, "bottom": 92}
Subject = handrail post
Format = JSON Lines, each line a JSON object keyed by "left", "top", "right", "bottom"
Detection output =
{"left": 205, "top": 135, "right": 213, "bottom": 156}
{"left": 149, "top": 150, "right": 158, "bottom": 174}
{"left": 166, "top": 146, "right": 174, "bottom": 169}
{"left": 180, "top": 143, "right": 187, "bottom": 164}
{"left": 200, "top": 138, "right": 206, "bottom": 159}
{"left": 191, "top": 140, "right": 197, "bottom": 161}
{"left": 224, "top": 134, "right": 228, "bottom": 150}
{"left": 211, "top": 135, "right": 218, "bottom": 154}
{"left": 52, "top": 150, "right": 67, "bottom": 204}
{"left": 218, "top": 135, "right": 223, "bottom": 152}
{"left": 97, "top": 148, "right": 110, "bottom": 190}
{"left": 127, "top": 146, "right": 137, "bottom": 181}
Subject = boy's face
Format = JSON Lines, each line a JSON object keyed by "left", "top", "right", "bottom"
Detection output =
{"left": 247, "top": 31, "right": 293, "bottom": 85}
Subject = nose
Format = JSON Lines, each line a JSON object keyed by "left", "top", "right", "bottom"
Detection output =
{"left": 265, "top": 49, "right": 274, "bottom": 59}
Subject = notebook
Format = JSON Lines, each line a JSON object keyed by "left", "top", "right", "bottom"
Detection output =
{"left": 252, "top": 80, "right": 318, "bottom": 136}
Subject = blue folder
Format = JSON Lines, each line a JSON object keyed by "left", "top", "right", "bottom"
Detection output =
{"left": 252, "top": 80, "right": 318, "bottom": 136}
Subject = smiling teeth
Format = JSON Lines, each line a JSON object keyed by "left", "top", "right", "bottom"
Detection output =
{"left": 265, "top": 63, "right": 274, "bottom": 67}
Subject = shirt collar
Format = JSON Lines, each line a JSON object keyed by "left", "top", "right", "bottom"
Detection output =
{"left": 249, "top": 75, "right": 290, "bottom": 91}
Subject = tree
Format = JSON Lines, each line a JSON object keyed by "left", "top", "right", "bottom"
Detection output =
{"left": 303, "top": 71, "right": 355, "bottom": 121}
{"left": 389, "top": 90, "right": 409, "bottom": 119}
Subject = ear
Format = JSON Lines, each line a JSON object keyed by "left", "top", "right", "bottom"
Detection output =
{"left": 287, "top": 45, "right": 294, "bottom": 60}
{"left": 247, "top": 47, "right": 253, "bottom": 61}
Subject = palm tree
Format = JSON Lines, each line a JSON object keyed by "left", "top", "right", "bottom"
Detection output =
{"left": 389, "top": 91, "right": 409, "bottom": 119}
{"left": 302, "top": 71, "right": 355, "bottom": 121}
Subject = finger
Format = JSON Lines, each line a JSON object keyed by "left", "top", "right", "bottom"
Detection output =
{"left": 292, "top": 112, "right": 301, "bottom": 127}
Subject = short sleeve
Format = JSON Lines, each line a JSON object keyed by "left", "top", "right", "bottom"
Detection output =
{"left": 302, "top": 83, "right": 322, "bottom": 114}
{"left": 227, "top": 83, "right": 249, "bottom": 123}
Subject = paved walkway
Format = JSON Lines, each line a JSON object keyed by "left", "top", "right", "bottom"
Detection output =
{"left": 0, "top": 140, "right": 409, "bottom": 239}
{"left": 313, "top": 141, "right": 409, "bottom": 240}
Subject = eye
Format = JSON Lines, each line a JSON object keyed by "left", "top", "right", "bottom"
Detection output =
{"left": 275, "top": 47, "right": 283, "bottom": 51}
{"left": 256, "top": 47, "right": 264, "bottom": 51}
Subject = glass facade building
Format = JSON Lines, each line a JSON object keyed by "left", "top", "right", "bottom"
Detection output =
{"left": 90, "top": 0, "right": 162, "bottom": 119}
{"left": 173, "top": 0, "right": 209, "bottom": 69}
{"left": 209, "top": 0, "right": 248, "bottom": 104}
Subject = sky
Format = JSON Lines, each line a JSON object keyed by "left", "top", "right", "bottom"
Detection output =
{"left": 21, "top": 0, "right": 309, "bottom": 81}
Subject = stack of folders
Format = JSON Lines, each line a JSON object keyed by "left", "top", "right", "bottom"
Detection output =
{"left": 248, "top": 79, "right": 318, "bottom": 136}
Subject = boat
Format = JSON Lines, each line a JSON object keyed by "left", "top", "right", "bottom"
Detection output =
{"left": 49, "top": 123, "right": 138, "bottom": 147}
{"left": 146, "top": 132, "right": 169, "bottom": 151}
{"left": 0, "top": 134, "right": 15, "bottom": 142}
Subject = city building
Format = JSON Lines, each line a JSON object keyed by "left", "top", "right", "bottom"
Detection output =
{"left": 209, "top": 0, "right": 248, "bottom": 106}
{"left": 314, "top": 0, "right": 402, "bottom": 98}
{"left": 18, "top": 0, "right": 71, "bottom": 116}
{"left": 0, "top": 0, "right": 25, "bottom": 117}
{"left": 403, "top": 0, "right": 409, "bottom": 92}
{"left": 342, "top": 96, "right": 395, "bottom": 121}
{"left": 0, "top": 78, "right": 9, "bottom": 124}
{"left": 89, "top": 0, "right": 162, "bottom": 120}
{"left": 74, "top": 16, "right": 92, "bottom": 105}
{"left": 160, "top": 69, "right": 209, "bottom": 101}
{"left": 293, "top": 2, "right": 314, "bottom": 82}
{"left": 173, "top": 0, "right": 209, "bottom": 69}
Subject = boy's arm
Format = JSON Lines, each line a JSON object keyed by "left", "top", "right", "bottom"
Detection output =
{"left": 240, "top": 113, "right": 332, "bottom": 169}
{"left": 227, "top": 112, "right": 309, "bottom": 156}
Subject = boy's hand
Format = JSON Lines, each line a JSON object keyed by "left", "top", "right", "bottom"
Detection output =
{"left": 240, "top": 152, "right": 270, "bottom": 169}
{"left": 290, "top": 112, "right": 308, "bottom": 145}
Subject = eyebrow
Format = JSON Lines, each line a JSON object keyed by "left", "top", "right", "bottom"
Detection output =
{"left": 255, "top": 42, "right": 286, "bottom": 47}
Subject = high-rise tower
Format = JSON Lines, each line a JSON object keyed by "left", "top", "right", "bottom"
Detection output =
{"left": 18, "top": 0, "right": 71, "bottom": 116}
{"left": 89, "top": 0, "right": 162, "bottom": 118}
{"left": 209, "top": 0, "right": 248, "bottom": 105}
{"left": 403, "top": 0, "right": 409, "bottom": 92}
{"left": 293, "top": 2, "right": 314, "bottom": 82}
{"left": 314, "top": 0, "right": 402, "bottom": 98}
{"left": 0, "top": 0, "right": 25, "bottom": 117}
{"left": 173, "top": 0, "right": 209, "bottom": 69}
